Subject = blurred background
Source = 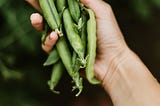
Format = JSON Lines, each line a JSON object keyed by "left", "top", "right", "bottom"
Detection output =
{"left": 0, "top": 0, "right": 160, "bottom": 106}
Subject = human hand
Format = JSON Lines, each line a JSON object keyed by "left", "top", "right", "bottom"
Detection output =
{"left": 26, "top": 0, "right": 59, "bottom": 53}
{"left": 79, "top": 0, "right": 129, "bottom": 83}
{"left": 27, "top": 0, "right": 129, "bottom": 85}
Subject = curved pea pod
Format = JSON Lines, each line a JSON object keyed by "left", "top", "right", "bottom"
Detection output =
{"left": 56, "top": 0, "right": 66, "bottom": 13}
{"left": 56, "top": 37, "right": 83, "bottom": 96}
{"left": 68, "top": 0, "right": 81, "bottom": 23}
{"left": 71, "top": 52, "right": 83, "bottom": 96}
{"left": 48, "top": 60, "right": 64, "bottom": 94}
{"left": 63, "top": 9, "right": 86, "bottom": 67}
{"left": 43, "top": 48, "right": 59, "bottom": 66}
{"left": 80, "top": 13, "right": 87, "bottom": 55}
{"left": 56, "top": 37, "right": 72, "bottom": 76}
{"left": 71, "top": 13, "right": 87, "bottom": 72}
{"left": 85, "top": 9, "right": 100, "bottom": 85}
{"left": 39, "top": 0, "right": 62, "bottom": 36}
{"left": 71, "top": 13, "right": 87, "bottom": 74}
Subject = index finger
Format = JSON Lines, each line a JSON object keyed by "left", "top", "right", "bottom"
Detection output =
{"left": 26, "top": 0, "right": 42, "bottom": 12}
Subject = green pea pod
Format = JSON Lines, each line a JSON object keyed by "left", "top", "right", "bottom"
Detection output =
{"left": 56, "top": 0, "right": 66, "bottom": 13}
{"left": 72, "top": 51, "right": 80, "bottom": 72}
{"left": 72, "top": 13, "right": 87, "bottom": 73}
{"left": 68, "top": 0, "right": 80, "bottom": 23}
{"left": 39, "top": 0, "right": 62, "bottom": 35}
{"left": 71, "top": 13, "right": 87, "bottom": 71}
{"left": 71, "top": 52, "right": 83, "bottom": 96}
{"left": 80, "top": 13, "right": 87, "bottom": 56}
{"left": 41, "top": 23, "right": 49, "bottom": 45}
{"left": 85, "top": 9, "right": 100, "bottom": 85}
{"left": 56, "top": 37, "right": 72, "bottom": 76}
{"left": 43, "top": 48, "right": 59, "bottom": 66}
{"left": 48, "top": 60, "right": 64, "bottom": 94}
{"left": 72, "top": 72, "right": 83, "bottom": 97}
{"left": 56, "top": 36, "right": 83, "bottom": 96}
{"left": 63, "top": 9, "right": 86, "bottom": 67}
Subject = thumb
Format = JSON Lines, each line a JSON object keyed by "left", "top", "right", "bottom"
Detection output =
{"left": 80, "top": 0, "right": 112, "bottom": 19}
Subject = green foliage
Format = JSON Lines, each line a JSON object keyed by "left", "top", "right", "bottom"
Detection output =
{"left": 0, "top": 0, "right": 40, "bottom": 79}
{"left": 152, "top": 0, "right": 160, "bottom": 8}
{"left": 0, "top": 1, "right": 46, "bottom": 105}
{"left": 132, "top": 0, "right": 151, "bottom": 19}
{"left": 106, "top": 0, "right": 160, "bottom": 19}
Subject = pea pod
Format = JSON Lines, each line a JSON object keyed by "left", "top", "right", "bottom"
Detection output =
{"left": 71, "top": 53, "right": 82, "bottom": 96}
{"left": 72, "top": 13, "right": 87, "bottom": 73}
{"left": 72, "top": 51, "right": 80, "bottom": 73}
{"left": 56, "top": 37, "right": 83, "bottom": 96}
{"left": 56, "top": 37, "right": 72, "bottom": 76}
{"left": 41, "top": 23, "right": 49, "bottom": 45}
{"left": 48, "top": 60, "right": 64, "bottom": 94}
{"left": 56, "top": 0, "right": 66, "bottom": 13}
{"left": 63, "top": 9, "right": 86, "bottom": 67}
{"left": 39, "top": 0, "right": 62, "bottom": 35}
{"left": 80, "top": 13, "right": 87, "bottom": 55}
{"left": 68, "top": 0, "right": 80, "bottom": 23}
{"left": 85, "top": 9, "right": 100, "bottom": 84}
{"left": 43, "top": 48, "right": 59, "bottom": 66}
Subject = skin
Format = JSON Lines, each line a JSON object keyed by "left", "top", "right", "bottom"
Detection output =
{"left": 27, "top": 0, "right": 160, "bottom": 105}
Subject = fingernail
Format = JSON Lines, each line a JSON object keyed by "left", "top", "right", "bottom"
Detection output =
{"left": 49, "top": 31, "right": 58, "bottom": 40}
{"left": 30, "top": 13, "right": 43, "bottom": 24}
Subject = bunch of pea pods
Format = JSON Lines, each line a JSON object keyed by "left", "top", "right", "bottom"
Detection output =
{"left": 39, "top": 0, "right": 100, "bottom": 96}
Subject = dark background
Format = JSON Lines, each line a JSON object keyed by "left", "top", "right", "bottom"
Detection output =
{"left": 0, "top": 0, "right": 160, "bottom": 106}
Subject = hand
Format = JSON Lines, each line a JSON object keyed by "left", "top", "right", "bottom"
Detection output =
{"left": 27, "top": 1, "right": 160, "bottom": 106}
{"left": 27, "top": 0, "right": 129, "bottom": 84}
{"left": 26, "top": 0, "right": 59, "bottom": 53}
{"left": 80, "top": 0, "right": 129, "bottom": 82}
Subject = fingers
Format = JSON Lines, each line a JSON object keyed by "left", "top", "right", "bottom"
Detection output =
{"left": 42, "top": 31, "right": 58, "bottom": 53}
{"left": 80, "top": 0, "right": 112, "bottom": 19}
{"left": 30, "top": 13, "right": 43, "bottom": 31}
{"left": 26, "top": 0, "right": 41, "bottom": 12}
{"left": 30, "top": 13, "right": 58, "bottom": 53}
{"left": 28, "top": 1, "right": 58, "bottom": 53}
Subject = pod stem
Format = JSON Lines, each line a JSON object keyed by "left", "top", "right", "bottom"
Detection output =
{"left": 55, "top": 28, "right": 63, "bottom": 37}
{"left": 72, "top": 75, "right": 83, "bottom": 97}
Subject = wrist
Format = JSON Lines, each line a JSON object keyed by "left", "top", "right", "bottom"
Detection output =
{"left": 101, "top": 46, "right": 132, "bottom": 87}
{"left": 101, "top": 48, "right": 160, "bottom": 106}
